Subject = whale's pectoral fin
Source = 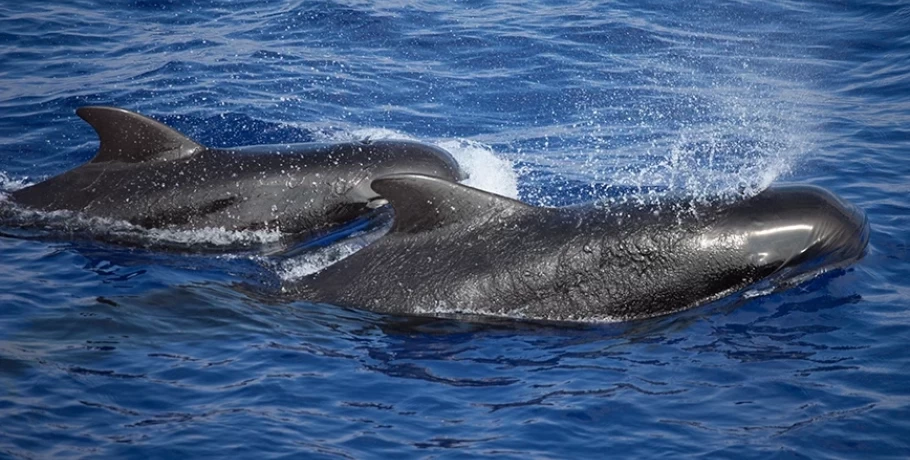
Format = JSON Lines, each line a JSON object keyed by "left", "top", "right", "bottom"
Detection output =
{"left": 370, "top": 173, "right": 531, "bottom": 234}
{"left": 77, "top": 106, "right": 204, "bottom": 164}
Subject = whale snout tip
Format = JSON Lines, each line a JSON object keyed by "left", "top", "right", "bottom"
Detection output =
{"left": 424, "top": 144, "right": 467, "bottom": 182}
{"left": 743, "top": 185, "right": 870, "bottom": 273}
{"left": 800, "top": 186, "right": 868, "bottom": 263}
{"left": 789, "top": 208, "right": 869, "bottom": 283}
{"left": 345, "top": 140, "right": 467, "bottom": 205}
{"left": 453, "top": 164, "right": 469, "bottom": 182}
{"left": 377, "top": 140, "right": 466, "bottom": 182}
{"left": 820, "top": 197, "right": 869, "bottom": 263}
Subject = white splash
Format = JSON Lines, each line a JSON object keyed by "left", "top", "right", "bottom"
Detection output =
{"left": 438, "top": 139, "right": 519, "bottom": 199}
{"left": 0, "top": 172, "right": 33, "bottom": 192}
{"left": 273, "top": 240, "right": 367, "bottom": 280}
{"left": 143, "top": 226, "right": 283, "bottom": 246}
{"left": 600, "top": 97, "right": 812, "bottom": 202}
{"left": 526, "top": 63, "right": 820, "bottom": 209}
{"left": 270, "top": 223, "right": 389, "bottom": 280}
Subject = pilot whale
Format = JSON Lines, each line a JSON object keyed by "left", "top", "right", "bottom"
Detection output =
{"left": 286, "top": 174, "right": 869, "bottom": 322}
{"left": 8, "top": 107, "right": 463, "bottom": 238}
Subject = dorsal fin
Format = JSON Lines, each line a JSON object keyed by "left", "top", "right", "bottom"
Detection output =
{"left": 370, "top": 174, "right": 532, "bottom": 234}
{"left": 76, "top": 106, "right": 204, "bottom": 163}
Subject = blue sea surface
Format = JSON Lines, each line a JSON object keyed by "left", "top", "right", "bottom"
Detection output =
{"left": 2, "top": 0, "right": 909, "bottom": 458}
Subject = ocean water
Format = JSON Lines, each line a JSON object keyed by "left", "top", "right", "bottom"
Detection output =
{"left": 1, "top": 0, "right": 909, "bottom": 458}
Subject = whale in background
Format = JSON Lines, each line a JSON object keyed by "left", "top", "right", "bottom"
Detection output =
{"left": 9, "top": 107, "right": 464, "bottom": 240}
{"left": 286, "top": 174, "right": 869, "bottom": 322}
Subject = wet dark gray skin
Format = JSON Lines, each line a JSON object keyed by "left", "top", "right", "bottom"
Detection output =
{"left": 287, "top": 174, "right": 869, "bottom": 322}
{"left": 10, "top": 107, "right": 464, "bottom": 236}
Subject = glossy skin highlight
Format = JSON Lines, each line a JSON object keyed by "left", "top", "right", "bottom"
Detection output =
{"left": 288, "top": 175, "right": 869, "bottom": 322}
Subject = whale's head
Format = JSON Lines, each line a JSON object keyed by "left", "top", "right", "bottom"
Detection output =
{"left": 346, "top": 140, "right": 466, "bottom": 208}
{"left": 709, "top": 185, "right": 869, "bottom": 278}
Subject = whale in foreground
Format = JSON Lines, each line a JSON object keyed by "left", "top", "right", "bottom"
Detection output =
{"left": 286, "top": 174, "right": 869, "bottom": 322}
{"left": 9, "top": 107, "right": 463, "bottom": 239}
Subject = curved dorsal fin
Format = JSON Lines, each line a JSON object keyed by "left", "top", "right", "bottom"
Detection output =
{"left": 370, "top": 174, "right": 532, "bottom": 234}
{"left": 76, "top": 106, "right": 204, "bottom": 163}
